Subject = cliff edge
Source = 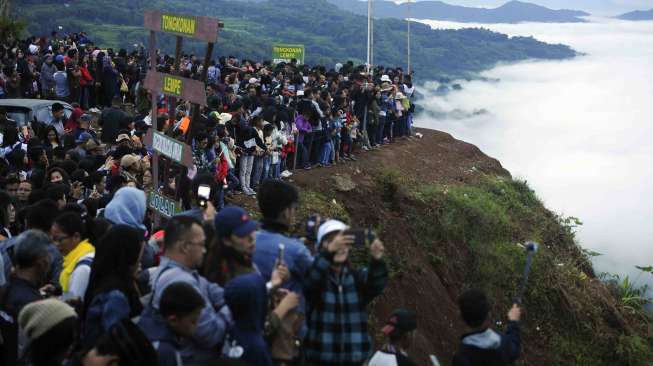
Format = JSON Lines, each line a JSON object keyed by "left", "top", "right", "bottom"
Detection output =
{"left": 236, "top": 128, "right": 653, "bottom": 365}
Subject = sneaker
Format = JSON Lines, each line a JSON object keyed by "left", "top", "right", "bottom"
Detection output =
{"left": 323, "top": 163, "right": 332, "bottom": 168}
{"left": 280, "top": 170, "right": 293, "bottom": 178}
{"left": 349, "top": 155, "right": 357, "bottom": 161}
{"left": 304, "top": 165, "right": 312, "bottom": 170}
{"left": 362, "top": 145, "right": 370, "bottom": 151}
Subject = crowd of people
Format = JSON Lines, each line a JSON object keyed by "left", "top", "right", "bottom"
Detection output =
{"left": 0, "top": 30, "right": 524, "bottom": 366}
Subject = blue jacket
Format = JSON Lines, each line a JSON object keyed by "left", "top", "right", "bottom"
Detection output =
{"left": 254, "top": 224, "right": 313, "bottom": 313}
{"left": 303, "top": 252, "right": 388, "bottom": 365}
{"left": 149, "top": 257, "right": 233, "bottom": 366}
{"left": 224, "top": 273, "right": 273, "bottom": 366}
{"left": 83, "top": 289, "right": 131, "bottom": 348}
{"left": 138, "top": 309, "right": 183, "bottom": 366}
{"left": 453, "top": 322, "right": 521, "bottom": 366}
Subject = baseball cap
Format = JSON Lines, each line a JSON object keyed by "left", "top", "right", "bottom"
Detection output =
{"left": 316, "top": 219, "right": 348, "bottom": 247}
{"left": 79, "top": 113, "right": 94, "bottom": 122}
{"left": 120, "top": 154, "right": 140, "bottom": 169}
{"left": 214, "top": 206, "right": 259, "bottom": 238}
{"left": 381, "top": 309, "right": 417, "bottom": 336}
{"left": 76, "top": 132, "right": 93, "bottom": 144}
{"left": 115, "top": 134, "right": 131, "bottom": 143}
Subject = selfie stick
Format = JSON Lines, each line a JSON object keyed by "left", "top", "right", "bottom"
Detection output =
{"left": 515, "top": 242, "right": 539, "bottom": 305}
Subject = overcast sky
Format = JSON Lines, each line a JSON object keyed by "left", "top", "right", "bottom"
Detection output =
{"left": 392, "top": 0, "right": 652, "bottom": 15}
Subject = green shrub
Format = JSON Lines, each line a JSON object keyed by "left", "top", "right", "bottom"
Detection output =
{"left": 615, "top": 334, "right": 653, "bottom": 366}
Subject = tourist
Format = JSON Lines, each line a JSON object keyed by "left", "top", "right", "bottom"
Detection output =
{"left": 303, "top": 220, "right": 388, "bottom": 366}
{"left": 82, "top": 225, "right": 144, "bottom": 348}
{"left": 146, "top": 216, "right": 232, "bottom": 365}
{"left": 138, "top": 282, "right": 205, "bottom": 366}
{"left": 368, "top": 309, "right": 418, "bottom": 366}
{"left": 453, "top": 289, "right": 522, "bottom": 366}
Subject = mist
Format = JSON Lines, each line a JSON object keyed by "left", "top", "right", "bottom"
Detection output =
{"left": 415, "top": 17, "right": 653, "bottom": 290}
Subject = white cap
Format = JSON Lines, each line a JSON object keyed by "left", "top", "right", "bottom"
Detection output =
{"left": 249, "top": 77, "right": 259, "bottom": 85}
{"left": 381, "top": 75, "right": 391, "bottom": 83}
{"left": 316, "top": 219, "right": 348, "bottom": 249}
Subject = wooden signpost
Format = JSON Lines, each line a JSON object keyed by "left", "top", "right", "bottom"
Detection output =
{"left": 143, "top": 10, "right": 223, "bottom": 223}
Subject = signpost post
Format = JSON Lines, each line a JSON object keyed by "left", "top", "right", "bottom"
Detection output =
{"left": 143, "top": 10, "right": 223, "bottom": 225}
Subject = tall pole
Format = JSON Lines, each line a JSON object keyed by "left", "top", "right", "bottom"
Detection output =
{"left": 370, "top": 7, "right": 374, "bottom": 75}
{"left": 366, "top": 0, "right": 371, "bottom": 74}
{"left": 407, "top": 0, "right": 412, "bottom": 75}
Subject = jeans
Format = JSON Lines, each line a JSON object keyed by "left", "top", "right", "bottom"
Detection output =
{"left": 331, "top": 136, "right": 340, "bottom": 162}
{"left": 261, "top": 155, "right": 272, "bottom": 181}
{"left": 341, "top": 128, "right": 352, "bottom": 156}
{"left": 367, "top": 122, "right": 377, "bottom": 146}
{"left": 320, "top": 141, "right": 333, "bottom": 165}
{"left": 376, "top": 116, "right": 386, "bottom": 145}
{"left": 226, "top": 168, "right": 239, "bottom": 192}
{"left": 239, "top": 155, "right": 254, "bottom": 192}
{"left": 299, "top": 133, "right": 313, "bottom": 168}
{"left": 270, "top": 163, "right": 280, "bottom": 179}
{"left": 80, "top": 86, "right": 91, "bottom": 110}
{"left": 251, "top": 155, "right": 264, "bottom": 189}
{"left": 310, "top": 131, "right": 323, "bottom": 165}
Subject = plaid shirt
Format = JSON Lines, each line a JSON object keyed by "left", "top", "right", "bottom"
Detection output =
{"left": 303, "top": 252, "right": 388, "bottom": 365}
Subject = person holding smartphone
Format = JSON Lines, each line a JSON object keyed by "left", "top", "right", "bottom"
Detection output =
{"left": 303, "top": 219, "right": 387, "bottom": 366}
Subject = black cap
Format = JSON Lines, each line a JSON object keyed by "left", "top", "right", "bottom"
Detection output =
{"left": 382, "top": 309, "right": 417, "bottom": 336}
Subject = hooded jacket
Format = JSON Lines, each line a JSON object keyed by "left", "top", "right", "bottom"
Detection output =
{"left": 104, "top": 187, "right": 147, "bottom": 232}
{"left": 453, "top": 322, "right": 521, "bottom": 366}
{"left": 138, "top": 309, "right": 184, "bottom": 366}
{"left": 224, "top": 272, "right": 273, "bottom": 366}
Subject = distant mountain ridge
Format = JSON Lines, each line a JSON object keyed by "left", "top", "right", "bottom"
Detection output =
{"left": 326, "top": 0, "right": 590, "bottom": 23}
{"left": 15, "top": 0, "right": 577, "bottom": 80}
{"left": 616, "top": 9, "right": 653, "bottom": 21}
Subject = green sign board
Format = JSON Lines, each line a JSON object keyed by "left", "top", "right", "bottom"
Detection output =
{"left": 161, "top": 14, "right": 197, "bottom": 37}
{"left": 148, "top": 191, "right": 182, "bottom": 218}
{"left": 272, "top": 44, "right": 305, "bottom": 65}
{"left": 152, "top": 131, "right": 184, "bottom": 163}
{"left": 162, "top": 75, "right": 183, "bottom": 97}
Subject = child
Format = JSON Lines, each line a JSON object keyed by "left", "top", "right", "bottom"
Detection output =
{"left": 368, "top": 309, "right": 418, "bottom": 366}
{"left": 138, "top": 282, "right": 205, "bottom": 366}
{"left": 453, "top": 289, "right": 522, "bottom": 366}
{"left": 303, "top": 220, "right": 388, "bottom": 366}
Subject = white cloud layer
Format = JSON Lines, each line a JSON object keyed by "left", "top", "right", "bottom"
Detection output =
{"left": 416, "top": 17, "right": 653, "bottom": 289}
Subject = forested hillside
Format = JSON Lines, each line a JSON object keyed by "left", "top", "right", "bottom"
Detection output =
{"left": 15, "top": 0, "right": 576, "bottom": 80}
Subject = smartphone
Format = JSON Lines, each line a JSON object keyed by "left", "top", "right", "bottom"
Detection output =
{"left": 277, "top": 243, "right": 285, "bottom": 266}
{"left": 198, "top": 184, "right": 211, "bottom": 208}
{"left": 305, "top": 214, "right": 320, "bottom": 241}
{"left": 344, "top": 228, "right": 376, "bottom": 247}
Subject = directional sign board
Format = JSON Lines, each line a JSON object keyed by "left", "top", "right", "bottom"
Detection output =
{"left": 144, "top": 10, "right": 222, "bottom": 43}
{"left": 144, "top": 71, "right": 207, "bottom": 106}
{"left": 148, "top": 191, "right": 182, "bottom": 218}
{"left": 145, "top": 129, "right": 194, "bottom": 166}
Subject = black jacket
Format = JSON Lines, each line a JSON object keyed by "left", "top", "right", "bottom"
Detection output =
{"left": 99, "top": 107, "right": 129, "bottom": 144}
{"left": 0, "top": 276, "right": 42, "bottom": 365}
{"left": 453, "top": 322, "right": 521, "bottom": 366}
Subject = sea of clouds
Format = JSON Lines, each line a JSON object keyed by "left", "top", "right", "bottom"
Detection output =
{"left": 415, "top": 17, "right": 653, "bottom": 290}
